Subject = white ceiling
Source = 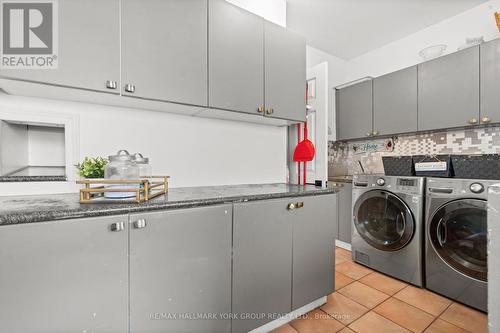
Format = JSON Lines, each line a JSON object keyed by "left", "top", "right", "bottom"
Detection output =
{"left": 287, "top": 0, "right": 488, "bottom": 60}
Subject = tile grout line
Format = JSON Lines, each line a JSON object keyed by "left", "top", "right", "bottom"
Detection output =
{"left": 434, "top": 302, "right": 476, "bottom": 333}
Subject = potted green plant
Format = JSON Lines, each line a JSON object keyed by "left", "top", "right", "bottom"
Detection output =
{"left": 76, "top": 157, "right": 108, "bottom": 179}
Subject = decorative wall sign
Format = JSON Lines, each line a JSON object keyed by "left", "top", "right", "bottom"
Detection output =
{"left": 352, "top": 138, "right": 394, "bottom": 154}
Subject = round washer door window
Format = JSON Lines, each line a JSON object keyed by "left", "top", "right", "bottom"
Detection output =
{"left": 429, "top": 199, "right": 487, "bottom": 282}
{"left": 353, "top": 190, "right": 415, "bottom": 251}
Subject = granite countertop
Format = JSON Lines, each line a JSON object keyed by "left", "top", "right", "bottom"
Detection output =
{"left": 0, "top": 183, "right": 338, "bottom": 225}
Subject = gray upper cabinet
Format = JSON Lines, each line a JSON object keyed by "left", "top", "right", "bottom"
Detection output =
{"left": 481, "top": 38, "right": 500, "bottom": 125}
{"left": 209, "top": 0, "right": 264, "bottom": 115}
{"left": 233, "top": 198, "right": 293, "bottom": 333}
{"left": 264, "top": 22, "right": 306, "bottom": 122}
{"left": 292, "top": 194, "right": 336, "bottom": 310}
{"left": 336, "top": 80, "right": 373, "bottom": 141}
{"left": 129, "top": 205, "right": 232, "bottom": 333}
{"left": 373, "top": 66, "right": 417, "bottom": 135}
{"left": 418, "top": 46, "right": 480, "bottom": 131}
{"left": 0, "top": 215, "right": 128, "bottom": 333}
{"left": 0, "top": 0, "right": 120, "bottom": 93}
{"left": 121, "top": 0, "right": 207, "bottom": 106}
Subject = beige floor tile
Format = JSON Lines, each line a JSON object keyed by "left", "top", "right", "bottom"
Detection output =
{"left": 321, "top": 292, "right": 369, "bottom": 325}
{"left": 270, "top": 323, "right": 298, "bottom": 333}
{"left": 335, "top": 247, "right": 352, "bottom": 260}
{"left": 374, "top": 298, "right": 435, "bottom": 333}
{"left": 338, "top": 327, "right": 356, "bottom": 333}
{"left": 439, "top": 302, "right": 488, "bottom": 333}
{"left": 335, "top": 256, "right": 348, "bottom": 265}
{"left": 348, "top": 311, "right": 410, "bottom": 333}
{"left": 424, "top": 318, "right": 470, "bottom": 333}
{"left": 335, "top": 261, "right": 373, "bottom": 280}
{"left": 358, "top": 272, "right": 408, "bottom": 295}
{"left": 338, "top": 281, "right": 389, "bottom": 308}
{"left": 290, "top": 309, "right": 345, "bottom": 333}
{"left": 394, "top": 285, "right": 452, "bottom": 316}
{"left": 335, "top": 272, "right": 354, "bottom": 290}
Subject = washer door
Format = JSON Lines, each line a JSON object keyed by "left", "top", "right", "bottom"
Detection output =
{"left": 429, "top": 199, "right": 487, "bottom": 282}
{"left": 353, "top": 190, "right": 415, "bottom": 251}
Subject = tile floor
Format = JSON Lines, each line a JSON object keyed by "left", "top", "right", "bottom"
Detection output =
{"left": 271, "top": 247, "right": 488, "bottom": 333}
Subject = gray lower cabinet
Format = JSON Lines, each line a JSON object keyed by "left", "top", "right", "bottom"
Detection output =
{"left": 0, "top": 215, "right": 128, "bottom": 333}
{"left": 418, "top": 46, "right": 480, "bottom": 131}
{"left": 373, "top": 66, "right": 417, "bottom": 135}
{"left": 209, "top": 0, "right": 264, "bottom": 115}
{"left": 121, "top": 0, "right": 207, "bottom": 105}
{"left": 264, "top": 22, "right": 306, "bottom": 122}
{"left": 232, "top": 198, "right": 293, "bottom": 333}
{"left": 292, "top": 194, "right": 337, "bottom": 310}
{"left": 336, "top": 80, "right": 373, "bottom": 141}
{"left": 481, "top": 38, "right": 500, "bottom": 124}
{"left": 337, "top": 183, "right": 353, "bottom": 244}
{"left": 0, "top": 0, "right": 120, "bottom": 93}
{"left": 129, "top": 205, "right": 232, "bottom": 333}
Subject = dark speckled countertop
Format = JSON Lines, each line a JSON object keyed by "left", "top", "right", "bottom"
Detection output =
{"left": 0, "top": 183, "right": 338, "bottom": 225}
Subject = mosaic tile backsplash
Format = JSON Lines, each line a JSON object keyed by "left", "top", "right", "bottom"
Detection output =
{"left": 328, "top": 126, "right": 500, "bottom": 176}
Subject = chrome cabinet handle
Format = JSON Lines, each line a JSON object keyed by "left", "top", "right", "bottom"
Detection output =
{"left": 287, "top": 202, "right": 304, "bottom": 210}
{"left": 124, "top": 83, "right": 136, "bottom": 93}
{"left": 366, "top": 132, "right": 372, "bottom": 137}
{"left": 266, "top": 107, "right": 274, "bottom": 115}
{"left": 481, "top": 116, "right": 491, "bottom": 124}
{"left": 110, "top": 222, "right": 125, "bottom": 232}
{"left": 287, "top": 203, "right": 296, "bottom": 210}
{"left": 468, "top": 117, "right": 478, "bottom": 125}
{"left": 105, "top": 80, "right": 117, "bottom": 89}
{"left": 257, "top": 106, "right": 264, "bottom": 113}
{"left": 372, "top": 131, "right": 379, "bottom": 136}
{"left": 296, "top": 202, "right": 304, "bottom": 208}
{"left": 133, "top": 219, "right": 147, "bottom": 229}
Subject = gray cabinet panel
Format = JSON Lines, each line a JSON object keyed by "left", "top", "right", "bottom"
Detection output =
{"left": 129, "top": 205, "right": 232, "bottom": 333}
{"left": 481, "top": 38, "right": 500, "bottom": 124}
{"left": 336, "top": 80, "right": 373, "bottom": 141}
{"left": 264, "top": 22, "right": 306, "bottom": 122}
{"left": 0, "top": 0, "right": 120, "bottom": 93}
{"left": 209, "top": 0, "right": 264, "bottom": 114}
{"left": 0, "top": 216, "right": 128, "bottom": 333}
{"left": 122, "top": 0, "right": 207, "bottom": 106}
{"left": 338, "top": 183, "right": 353, "bottom": 244}
{"left": 292, "top": 194, "right": 337, "bottom": 310}
{"left": 373, "top": 66, "right": 417, "bottom": 135}
{"left": 233, "top": 198, "right": 293, "bottom": 333}
{"left": 418, "top": 46, "right": 480, "bottom": 131}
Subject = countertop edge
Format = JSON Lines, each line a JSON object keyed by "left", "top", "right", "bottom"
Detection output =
{"left": 0, "top": 187, "right": 338, "bottom": 226}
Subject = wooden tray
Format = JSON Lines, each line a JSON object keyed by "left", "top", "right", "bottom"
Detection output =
{"left": 77, "top": 176, "right": 169, "bottom": 203}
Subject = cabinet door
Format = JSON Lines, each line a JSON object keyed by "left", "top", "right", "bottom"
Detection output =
{"left": 481, "top": 38, "right": 500, "bottom": 124}
{"left": 0, "top": 0, "right": 120, "bottom": 93}
{"left": 338, "top": 183, "right": 353, "bottom": 244}
{"left": 0, "top": 216, "right": 128, "bottom": 333}
{"left": 418, "top": 46, "right": 480, "bottom": 131}
{"left": 264, "top": 22, "right": 306, "bottom": 122}
{"left": 233, "top": 199, "right": 293, "bottom": 333}
{"left": 336, "top": 80, "right": 373, "bottom": 141}
{"left": 373, "top": 66, "right": 417, "bottom": 135}
{"left": 121, "top": 0, "right": 207, "bottom": 105}
{"left": 292, "top": 194, "right": 337, "bottom": 310}
{"left": 209, "top": 0, "right": 264, "bottom": 114}
{"left": 129, "top": 205, "right": 232, "bottom": 333}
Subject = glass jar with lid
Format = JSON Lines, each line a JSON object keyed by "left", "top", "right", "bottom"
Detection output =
{"left": 104, "top": 150, "right": 139, "bottom": 198}
{"left": 132, "top": 153, "right": 152, "bottom": 178}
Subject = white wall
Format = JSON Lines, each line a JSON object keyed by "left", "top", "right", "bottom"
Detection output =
{"left": 28, "top": 125, "right": 65, "bottom": 166}
{"left": 0, "top": 93, "right": 287, "bottom": 195}
{"left": 345, "top": 0, "right": 500, "bottom": 81}
{"left": 225, "top": 0, "right": 286, "bottom": 27}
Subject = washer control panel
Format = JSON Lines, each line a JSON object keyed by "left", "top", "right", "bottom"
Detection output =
{"left": 470, "top": 183, "right": 484, "bottom": 194}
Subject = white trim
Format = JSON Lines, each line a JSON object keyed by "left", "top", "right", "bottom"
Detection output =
{"left": 335, "top": 240, "right": 351, "bottom": 251}
{"left": 248, "top": 296, "right": 327, "bottom": 333}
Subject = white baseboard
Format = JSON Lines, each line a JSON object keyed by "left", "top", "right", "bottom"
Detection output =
{"left": 335, "top": 240, "right": 351, "bottom": 251}
{"left": 248, "top": 296, "right": 327, "bottom": 333}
